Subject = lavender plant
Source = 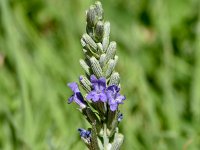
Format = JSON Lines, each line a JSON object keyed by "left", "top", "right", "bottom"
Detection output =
{"left": 67, "top": 1, "right": 125, "bottom": 150}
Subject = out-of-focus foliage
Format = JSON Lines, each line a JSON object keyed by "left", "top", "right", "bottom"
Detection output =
{"left": 0, "top": 0, "right": 200, "bottom": 149}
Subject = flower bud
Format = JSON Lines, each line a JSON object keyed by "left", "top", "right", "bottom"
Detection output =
{"left": 105, "top": 41, "right": 116, "bottom": 63}
{"left": 90, "top": 56, "right": 103, "bottom": 78}
{"left": 95, "top": 21, "right": 104, "bottom": 41}
{"left": 106, "top": 56, "right": 118, "bottom": 78}
{"left": 97, "top": 43, "right": 104, "bottom": 54}
{"left": 102, "top": 22, "right": 110, "bottom": 51}
{"left": 109, "top": 72, "right": 120, "bottom": 86}
{"left": 99, "top": 54, "right": 106, "bottom": 68}
{"left": 95, "top": 1, "right": 103, "bottom": 20}
{"left": 82, "top": 33, "right": 97, "bottom": 51}
{"left": 79, "top": 75, "right": 91, "bottom": 92}
{"left": 80, "top": 59, "right": 91, "bottom": 75}
{"left": 86, "top": 5, "right": 98, "bottom": 27}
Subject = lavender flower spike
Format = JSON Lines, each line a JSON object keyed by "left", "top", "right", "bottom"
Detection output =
{"left": 86, "top": 75, "right": 107, "bottom": 102}
{"left": 67, "top": 1, "right": 126, "bottom": 149}
{"left": 68, "top": 82, "right": 86, "bottom": 109}
{"left": 106, "top": 85, "right": 126, "bottom": 111}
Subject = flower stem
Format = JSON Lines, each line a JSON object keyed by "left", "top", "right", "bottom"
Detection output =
{"left": 103, "top": 123, "right": 109, "bottom": 150}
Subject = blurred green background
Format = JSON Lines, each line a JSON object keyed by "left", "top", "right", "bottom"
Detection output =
{"left": 1, "top": 0, "right": 200, "bottom": 149}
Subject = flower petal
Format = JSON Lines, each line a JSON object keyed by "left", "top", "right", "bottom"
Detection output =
{"left": 110, "top": 103, "right": 118, "bottom": 111}
{"left": 86, "top": 91, "right": 96, "bottom": 100}
{"left": 99, "top": 92, "right": 107, "bottom": 102}
{"left": 92, "top": 94, "right": 100, "bottom": 102}
{"left": 116, "top": 95, "right": 126, "bottom": 103}
{"left": 87, "top": 91, "right": 100, "bottom": 102}
{"left": 68, "top": 82, "right": 80, "bottom": 93}
{"left": 78, "top": 128, "right": 91, "bottom": 138}
{"left": 68, "top": 82, "right": 86, "bottom": 108}
{"left": 90, "top": 75, "right": 98, "bottom": 83}
{"left": 99, "top": 77, "right": 106, "bottom": 90}
{"left": 68, "top": 95, "right": 74, "bottom": 103}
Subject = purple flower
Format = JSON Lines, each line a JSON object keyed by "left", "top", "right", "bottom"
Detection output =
{"left": 86, "top": 75, "right": 107, "bottom": 102}
{"left": 78, "top": 128, "right": 91, "bottom": 138}
{"left": 68, "top": 82, "right": 86, "bottom": 109}
{"left": 117, "top": 113, "right": 123, "bottom": 122}
{"left": 106, "top": 85, "right": 126, "bottom": 111}
{"left": 78, "top": 128, "right": 91, "bottom": 143}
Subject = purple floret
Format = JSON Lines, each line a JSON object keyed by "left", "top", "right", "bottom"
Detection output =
{"left": 117, "top": 113, "right": 123, "bottom": 122}
{"left": 78, "top": 128, "right": 91, "bottom": 143}
{"left": 106, "top": 85, "right": 126, "bottom": 111}
{"left": 68, "top": 82, "right": 86, "bottom": 109}
{"left": 78, "top": 128, "right": 91, "bottom": 138}
{"left": 86, "top": 75, "right": 107, "bottom": 102}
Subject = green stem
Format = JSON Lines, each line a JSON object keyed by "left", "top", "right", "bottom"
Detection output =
{"left": 103, "top": 123, "right": 109, "bottom": 150}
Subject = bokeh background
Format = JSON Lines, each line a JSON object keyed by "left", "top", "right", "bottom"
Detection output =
{"left": 1, "top": 0, "right": 200, "bottom": 149}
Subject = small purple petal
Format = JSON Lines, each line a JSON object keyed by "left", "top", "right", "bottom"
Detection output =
{"left": 106, "top": 92, "right": 114, "bottom": 101}
{"left": 78, "top": 128, "right": 91, "bottom": 144}
{"left": 79, "top": 76, "right": 83, "bottom": 81}
{"left": 68, "top": 82, "right": 80, "bottom": 93}
{"left": 87, "top": 75, "right": 107, "bottom": 102}
{"left": 93, "top": 94, "right": 100, "bottom": 102}
{"left": 68, "top": 96, "right": 74, "bottom": 103}
{"left": 108, "top": 98, "right": 116, "bottom": 105}
{"left": 98, "top": 77, "right": 106, "bottom": 90}
{"left": 87, "top": 91, "right": 100, "bottom": 102}
{"left": 86, "top": 91, "right": 96, "bottom": 100}
{"left": 107, "top": 85, "right": 119, "bottom": 93}
{"left": 68, "top": 82, "right": 86, "bottom": 108}
{"left": 90, "top": 75, "right": 98, "bottom": 83}
{"left": 99, "top": 93, "right": 107, "bottom": 102}
{"left": 110, "top": 103, "right": 118, "bottom": 111}
{"left": 75, "top": 92, "right": 86, "bottom": 108}
{"left": 116, "top": 95, "right": 126, "bottom": 103}
{"left": 106, "top": 84, "right": 126, "bottom": 111}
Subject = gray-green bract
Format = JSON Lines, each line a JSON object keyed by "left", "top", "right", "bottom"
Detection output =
{"left": 67, "top": 1, "right": 125, "bottom": 150}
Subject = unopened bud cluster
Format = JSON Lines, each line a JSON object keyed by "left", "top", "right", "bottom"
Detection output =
{"left": 67, "top": 1, "right": 125, "bottom": 150}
